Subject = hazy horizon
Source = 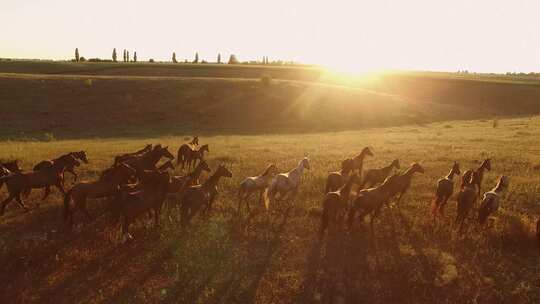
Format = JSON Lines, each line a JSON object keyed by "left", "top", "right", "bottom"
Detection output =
{"left": 2, "top": 0, "right": 540, "bottom": 73}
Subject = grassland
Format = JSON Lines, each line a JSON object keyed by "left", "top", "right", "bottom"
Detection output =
{"left": 1, "top": 117, "right": 540, "bottom": 303}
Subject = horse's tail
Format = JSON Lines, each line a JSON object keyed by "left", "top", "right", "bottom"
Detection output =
{"left": 264, "top": 182, "right": 276, "bottom": 211}
{"left": 63, "top": 189, "right": 73, "bottom": 220}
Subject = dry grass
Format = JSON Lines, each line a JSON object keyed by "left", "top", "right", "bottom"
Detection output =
{"left": 1, "top": 117, "right": 540, "bottom": 303}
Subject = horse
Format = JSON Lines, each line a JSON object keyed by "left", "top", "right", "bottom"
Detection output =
{"left": 190, "top": 136, "right": 199, "bottom": 147}
{"left": 386, "top": 163, "right": 425, "bottom": 209}
{"left": 63, "top": 163, "right": 136, "bottom": 228}
{"left": 114, "top": 144, "right": 152, "bottom": 166}
{"left": 478, "top": 176, "right": 510, "bottom": 226}
{"left": 237, "top": 164, "right": 278, "bottom": 212}
{"left": 1, "top": 160, "right": 22, "bottom": 173}
{"left": 320, "top": 173, "right": 359, "bottom": 236}
{"left": 265, "top": 157, "right": 310, "bottom": 209}
{"left": 179, "top": 164, "right": 232, "bottom": 227}
{"left": 0, "top": 155, "right": 80, "bottom": 215}
{"left": 123, "top": 145, "right": 175, "bottom": 174}
{"left": 361, "top": 159, "right": 400, "bottom": 189}
{"left": 167, "top": 160, "right": 211, "bottom": 194}
{"left": 462, "top": 158, "right": 491, "bottom": 197}
{"left": 111, "top": 170, "right": 171, "bottom": 242}
{"left": 0, "top": 164, "right": 12, "bottom": 191}
{"left": 33, "top": 151, "right": 89, "bottom": 183}
{"left": 325, "top": 158, "right": 354, "bottom": 193}
{"left": 431, "top": 162, "right": 460, "bottom": 218}
{"left": 351, "top": 147, "right": 374, "bottom": 177}
{"left": 157, "top": 160, "right": 175, "bottom": 172}
{"left": 454, "top": 172, "right": 478, "bottom": 234}
{"left": 177, "top": 144, "right": 209, "bottom": 170}
{"left": 347, "top": 174, "right": 400, "bottom": 236}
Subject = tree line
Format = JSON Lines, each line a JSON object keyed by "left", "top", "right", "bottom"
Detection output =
{"left": 73, "top": 48, "right": 287, "bottom": 65}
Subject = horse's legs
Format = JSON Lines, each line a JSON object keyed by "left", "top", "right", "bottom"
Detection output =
{"left": 1, "top": 194, "right": 15, "bottom": 215}
{"left": 42, "top": 186, "right": 51, "bottom": 201}
{"left": 15, "top": 193, "right": 29, "bottom": 212}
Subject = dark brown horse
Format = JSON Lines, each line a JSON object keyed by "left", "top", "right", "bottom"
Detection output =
{"left": 114, "top": 144, "right": 152, "bottom": 166}
{"left": 122, "top": 145, "right": 175, "bottom": 174}
{"left": 168, "top": 160, "right": 211, "bottom": 194}
{"left": 320, "top": 173, "right": 359, "bottom": 236}
{"left": 352, "top": 147, "right": 374, "bottom": 176}
{"left": 361, "top": 159, "right": 400, "bottom": 189}
{"left": 190, "top": 136, "right": 199, "bottom": 147}
{"left": 177, "top": 144, "right": 209, "bottom": 170}
{"left": 455, "top": 172, "right": 478, "bottom": 234}
{"left": 33, "top": 151, "right": 89, "bottom": 183}
{"left": 432, "top": 162, "right": 460, "bottom": 217}
{"left": 1, "top": 155, "right": 80, "bottom": 215}
{"left": 325, "top": 158, "right": 354, "bottom": 193}
{"left": 179, "top": 164, "right": 232, "bottom": 227}
{"left": 462, "top": 158, "right": 491, "bottom": 197}
{"left": 111, "top": 170, "right": 172, "bottom": 242}
{"left": 386, "top": 163, "right": 425, "bottom": 209}
{"left": 64, "top": 163, "right": 136, "bottom": 227}
{"left": 1, "top": 160, "right": 22, "bottom": 173}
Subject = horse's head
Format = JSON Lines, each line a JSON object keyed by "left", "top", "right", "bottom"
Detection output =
{"left": 410, "top": 162, "right": 424, "bottom": 174}
{"left": 200, "top": 144, "right": 209, "bottom": 154}
{"left": 0, "top": 164, "right": 10, "bottom": 177}
{"left": 301, "top": 157, "right": 310, "bottom": 170}
{"left": 452, "top": 161, "right": 461, "bottom": 175}
{"left": 392, "top": 159, "right": 400, "bottom": 169}
{"left": 483, "top": 158, "right": 491, "bottom": 171}
{"left": 262, "top": 164, "right": 278, "bottom": 176}
{"left": 159, "top": 146, "right": 175, "bottom": 160}
{"left": 362, "top": 147, "right": 374, "bottom": 157}
{"left": 3, "top": 160, "right": 21, "bottom": 172}
{"left": 216, "top": 164, "right": 233, "bottom": 178}
{"left": 74, "top": 151, "right": 89, "bottom": 164}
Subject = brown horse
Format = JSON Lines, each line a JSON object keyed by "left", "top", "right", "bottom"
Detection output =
{"left": 1, "top": 155, "right": 80, "bottom": 215}
{"left": 361, "top": 159, "right": 400, "bottom": 189}
{"left": 352, "top": 147, "right": 374, "bottom": 176}
{"left": 1, "top": 160, "right": 22, "bottom": 173}
{"left": 123, "top": 145, "right": 175, "bottom": 173}
{"left": 454, "top": 173, "right": 478, "bottom": 234}
{"left": 114, "top": 144, "right": 152, "bottom": 166}
{"left": 462, "top": 158, "right": 491, "bottom": 197}
{"left": 33, "top": 151, "right": 89, "bottom": 183}
{"left": 168, "top": 160, "right": 211, "bottom": 194}
{"left": 157, "top": 160, "right": 175, "bottom": 172}
{"left": 320, "top": 173, "right": 359, "bottom": 236}
{"left": 111, "top": 170, "right": 172, "bottom": 242}
{"left": 177, "top": 144, "right": 209, "bottom": 170}
{"left": 190, "top": 136, "right": 199, "bottom": 147}
{"left": 432, "top": 162, "right": 461, "bottom": 217}
{"left": 325, "top": 158, "right": 354, "bottom": 193}
{"left": 386, "top": 163, "right": 425, "bottom": 209}
{"left": 179, "top": 164, "right": 232, "bottom": 227}
{"left": 64, "top": 163, "right": 136, "bottom": 227}
{"left": 347, "top": 174, "right": 400, "bottom": 236}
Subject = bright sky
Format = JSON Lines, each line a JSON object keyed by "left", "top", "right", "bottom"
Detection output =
{"left": 1, "top": 0, "right": 539, "bottom": 73}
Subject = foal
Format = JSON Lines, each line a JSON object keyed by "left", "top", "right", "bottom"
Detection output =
{"left": 361, "top": 159, "right": 400, "bottom": 189}
{"left": 238, "top": 164, "right": 278, "bottom": 212}
{"left": 431, "top": 162, "right": 460, "bottom": 217}
{"left": 478, "top": 176, "right": 510, "bottom": 226}
{"left": 325, "top": 158, "right": 354, "bottom": 193}
{"left": 320, "top": 173, "right": 359, "bottom": 236}
{"left": 180, "top": 164, "right": 232, "bottom": 227}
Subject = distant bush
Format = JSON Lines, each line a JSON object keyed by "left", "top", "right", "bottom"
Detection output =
{"left": 88, "top": 58, "right": 112, "bottom": 62}
{"left": 42, "top": 132, "right": 55, "bottom": 142}
{"left": 79, "top": 57, "right": 86, "bottom": 62}
{"left": 149, "top": 58, "right": 155, "bottom": 63}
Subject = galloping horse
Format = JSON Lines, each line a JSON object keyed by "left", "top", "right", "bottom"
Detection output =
{"left": 64, "top": 163, "right": 136, "bottom": 228}
{"left": 167, "top": 160, "right": 211, "bottom": 194}
{"left": 265, "top": 157, "right": 310, "bottom": 209}
{"left": 478, "top": 175, "right": 510, "bottom": 226}
{"left": 432, "top": 162, "right": 460, "bottom": 217}
{"left": 237, "top": 164, "right": 278, "bottom": 212}
{"left": 33, "top": 151, "right": 89, "bottom": 183}
{"left": 123, "top": 145, "right": 175, "bottom": 174}
{"left": 1, "top": 155, "right": 80, "bottom": 215}
{"left": 177, "top": 144, "right": 209, "bottom": 170}
{"left": 462, "top": 158, "right": 491, "bottom": 197}
{"left": 114, "top": 144, "right": 152, "bottom": 166}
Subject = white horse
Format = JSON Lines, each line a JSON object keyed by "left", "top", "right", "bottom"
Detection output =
{"left": 265, "top": 157, "right": 311, "bottom": 209}
{"left": 237, "top": 164, "right": 278, "bottom": 212}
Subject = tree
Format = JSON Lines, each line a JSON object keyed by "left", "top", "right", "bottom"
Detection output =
{"left": 75, "top": 48, "right": 80, "bottom": 62}
{"left": 193, "top": 52, "right": 199, "bottom": 63}
{"left": 123, "top": 49, "right": 126, "bottom": 62}
{"left": 127, "top": 51, "right": 130, "bottom": 62}
{"left": 217, "top": 53, "right": 221, "bottom": 64}
{"left": 172, "top": 52, "right": 177, "bottom": 63}
{"left": 133, "top": 51, "right": 137, "bottom": 62}
{"left": 112, "top": 48, "right": 117, "bottom": 62}
{"left": 228, "top": 54, "right": 239, "bottom": 64}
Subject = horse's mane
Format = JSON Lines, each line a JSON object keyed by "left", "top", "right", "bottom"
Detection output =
{"left": 260, "top": 164, "right": 274, "bottom": 177}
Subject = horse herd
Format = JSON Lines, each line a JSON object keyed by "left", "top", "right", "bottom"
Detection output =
{"left": 0, "top": 138, "right": 539, "bottom": 246}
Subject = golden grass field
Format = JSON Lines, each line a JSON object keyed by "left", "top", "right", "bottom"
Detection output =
{"left": 1, "top": 116, "right": 540, "bottom": 303}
